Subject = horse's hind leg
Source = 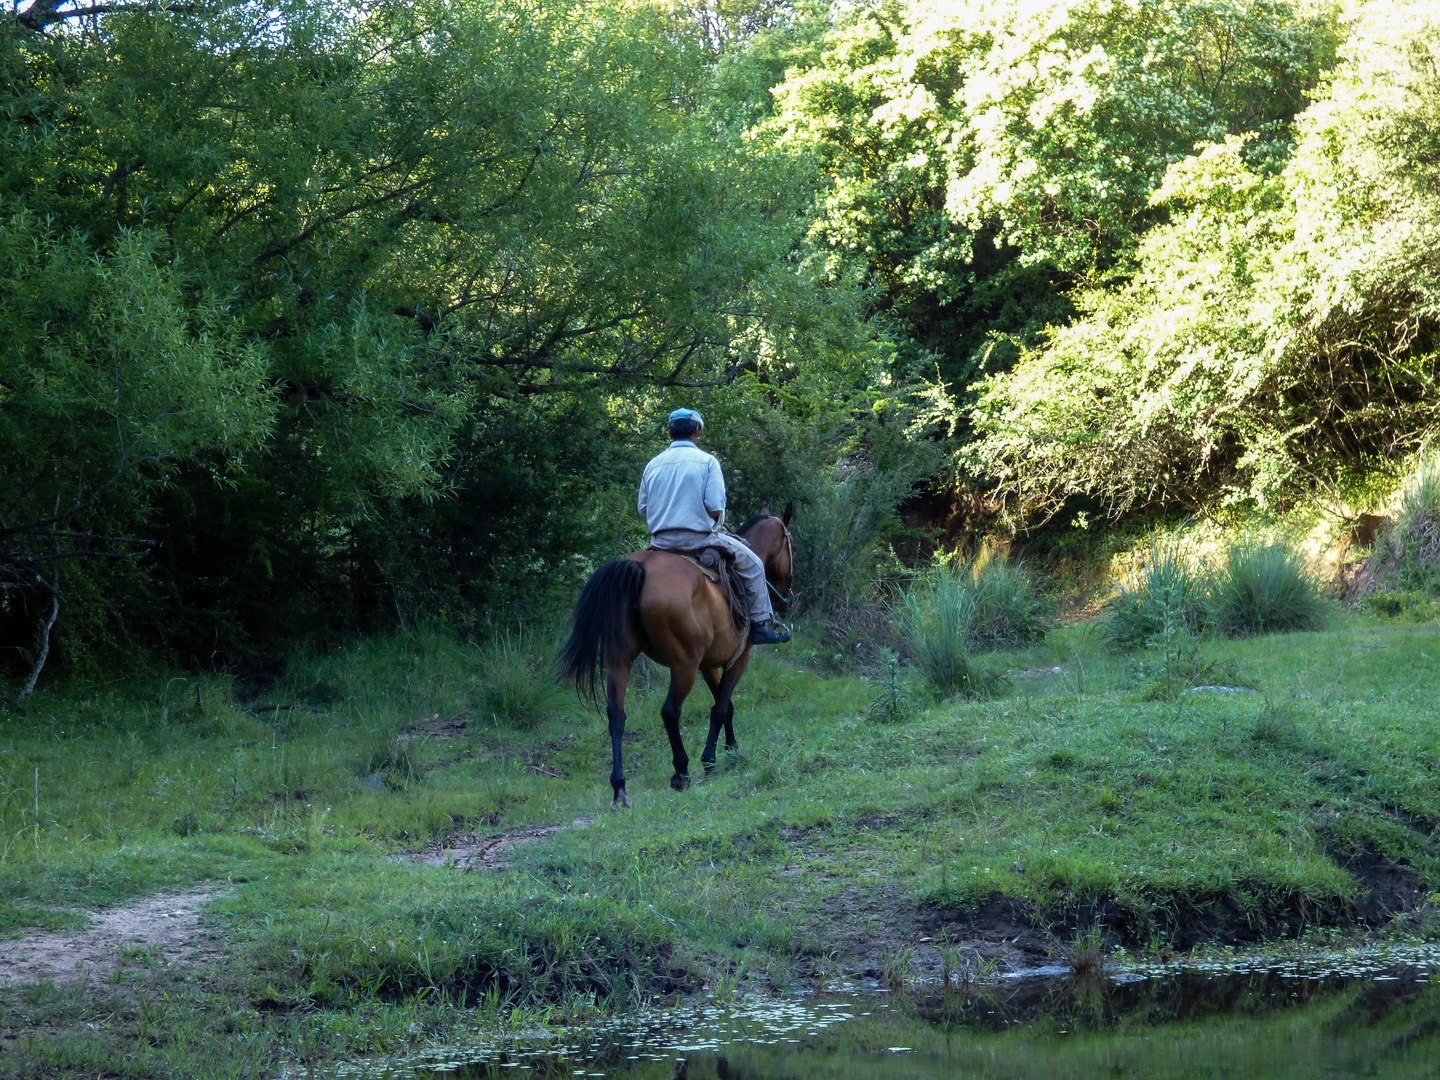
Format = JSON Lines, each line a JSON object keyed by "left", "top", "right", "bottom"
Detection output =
{"left": 607, "top": 661, "right": 632, "bottom": 809}
{"left": 661, "top": 664, "right": 698, "bottom": 791}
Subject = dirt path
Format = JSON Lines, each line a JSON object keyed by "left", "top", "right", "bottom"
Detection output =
{"left": 397, "top": 817, "right": 594, "bottom": 871}
{"left": 0, "top": 889, "right": 221, "bottom": 986}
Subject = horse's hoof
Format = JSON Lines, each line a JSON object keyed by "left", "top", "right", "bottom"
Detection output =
{"left": 701, "top": 759, "right": 716, "bottom": 775}
{"left": 670, "top": 773, "right": 690, "bottom": 791}
{"left": 611, "top": 790, "right": 630, "bottom": 810}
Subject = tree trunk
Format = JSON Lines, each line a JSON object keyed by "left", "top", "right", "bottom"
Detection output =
{"left": 14, "top": 563, "right": 59, "bottom": 706}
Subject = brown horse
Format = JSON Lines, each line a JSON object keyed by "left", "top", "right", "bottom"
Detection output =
{"left": 560, "top": 504, "right": 795, "bottom": 808}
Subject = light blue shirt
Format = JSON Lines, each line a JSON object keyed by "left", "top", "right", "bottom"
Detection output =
{"left": 638, "top": 440, "right": 726, "bottom": 535}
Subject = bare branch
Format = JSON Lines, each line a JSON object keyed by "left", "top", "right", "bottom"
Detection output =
{"left": 12, "top": 1, "right": 206, "bottom": 30}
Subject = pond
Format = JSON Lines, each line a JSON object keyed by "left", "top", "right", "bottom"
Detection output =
{"left": 350, "top": 945, "right": 1440, "bottom": 1080}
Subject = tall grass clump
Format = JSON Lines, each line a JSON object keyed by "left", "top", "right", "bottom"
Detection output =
{"left": 897, "top": 559, "right": 1046, "bottom": 695}
{"left": 963, "top": 560, "right": 1052, "bottom": 648}
{"left": 476, "top": 634, "right": 567, "bottom": 730}
{"left": 355, "top": 719, "right": 423, "bottom": 788}
{"left": 1212, "top": 540, "right": 1326, "bottom": 636}
{"left": 1102, "top": 537, "right": 1208, "bottom": 650}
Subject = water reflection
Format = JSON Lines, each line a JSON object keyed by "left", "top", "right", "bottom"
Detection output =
{"left": 405, "top": 965, "right": 1440, "bottom": 1080}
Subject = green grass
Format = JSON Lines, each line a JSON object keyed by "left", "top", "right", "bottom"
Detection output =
{"left": 1, "top": 615, "right": 1439, "bottom": 1076}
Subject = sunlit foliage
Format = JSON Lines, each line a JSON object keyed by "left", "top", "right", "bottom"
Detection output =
{"left": 967, "top": 3, "right": 1440, "bottom": 514}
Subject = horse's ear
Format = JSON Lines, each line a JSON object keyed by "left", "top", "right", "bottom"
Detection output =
{"left": 758, "top": 503, "right": 771, "bottom": 517}
{"left": 781, "top": 501, "right": 795, "bottom": 527}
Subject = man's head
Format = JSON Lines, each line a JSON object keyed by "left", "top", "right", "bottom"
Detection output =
{"left": 667, "top": 407, "right": 704, "bottom": 442}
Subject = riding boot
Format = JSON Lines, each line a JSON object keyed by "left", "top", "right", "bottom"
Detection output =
{"left": 750, "top": 620, "right": 791, "bottom": 645}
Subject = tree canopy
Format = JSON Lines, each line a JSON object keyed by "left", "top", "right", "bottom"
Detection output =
{"left": 3, "top": 0, "right": 1436, "bottom": 690}
{"left": 966, "top": 1, "right": 1440, "bottom": 516}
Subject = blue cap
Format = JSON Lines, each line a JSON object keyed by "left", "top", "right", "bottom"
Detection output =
{"left": 668, "top": 407, "right": 704, "bottom": 429}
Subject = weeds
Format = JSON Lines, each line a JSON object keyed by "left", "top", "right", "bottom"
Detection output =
{"left": 1065, "top": 925, "right": 1108, "bottom": 980}
{"left": 1364, "top": 451, "right": 1440, "bottom": 599}
{"left": 1128, "top": 611, "right": 1242, "bottom": 701}
{"left": 962, "top": 559, "right": 1053, "bottom": 649}
{"left": 1252, "top": 700, "right": 1298, "bottom": 745}
{"left": 355, "top": 719, "right": 423, "bottom": 788}
{"left": 880, "top": 945, "right": 916, "bottom": 990}
{"left": 938, "top": 937, "right": 996, "bottom": 989}
{"left": 866, "top": 648, "right": 914, "bottom": 724}
{"left": 897, "top": 558, "right": 1043, "bottom": 695}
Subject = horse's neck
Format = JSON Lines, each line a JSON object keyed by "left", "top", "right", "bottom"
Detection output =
{"left": 744, "top": 523, "right": 782, "bottom": 564}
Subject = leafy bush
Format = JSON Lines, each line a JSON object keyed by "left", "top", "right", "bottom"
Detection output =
{"left": 1102, "top": 539, "right": 1209, "bottom": 650}
{"left": 1212, "top": 540, "right": 1326, "bottom": 637}
{"left": 476, "top": 634, "right": 567, "bottom": 730}
{"left": 965, "top": 9, "right": 1440, "bottom": 515}
{"left": 896, "top": 559, "right": 1042, "bottom": 695}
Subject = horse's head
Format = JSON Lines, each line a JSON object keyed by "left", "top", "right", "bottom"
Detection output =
{"left": 739, "top": 502, "right": 796, "bottom": 612}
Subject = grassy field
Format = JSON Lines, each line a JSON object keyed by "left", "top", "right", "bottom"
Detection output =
{"left": 1, "top": 613, "right": 1439, "bottom": 1077}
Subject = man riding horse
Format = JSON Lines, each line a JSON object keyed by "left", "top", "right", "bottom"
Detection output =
{"left": 639, "top": 408, "right": 790, "bottom": 647}
{"left": 560, "top": 409, "right": 796, "bottom": 807}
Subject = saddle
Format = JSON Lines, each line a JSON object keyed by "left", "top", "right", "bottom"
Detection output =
{"left": 675, "top": 547, "right": 749, "bottom": 633}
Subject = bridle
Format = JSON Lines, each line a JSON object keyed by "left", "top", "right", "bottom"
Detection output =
{"left": 765, "top": 518, "right": 795, "bottom": 611}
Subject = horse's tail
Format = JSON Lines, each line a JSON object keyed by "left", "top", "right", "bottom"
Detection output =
{"left": 559, "top": 559, "right": 646, "bottom": 707}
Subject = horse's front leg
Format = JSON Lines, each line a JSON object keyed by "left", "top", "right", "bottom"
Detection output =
{"left": 661, "top": 664, "right": 698, "bottom": 790}
{"left": 607, "top": 663, "right": 632, "bottom": 809}
{"left": 702, "top": 649, "right": 751, "bottom": 771}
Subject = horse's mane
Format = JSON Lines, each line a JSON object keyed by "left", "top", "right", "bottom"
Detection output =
{"left": 736, "top": 512, "right": 773, "bottom": 535}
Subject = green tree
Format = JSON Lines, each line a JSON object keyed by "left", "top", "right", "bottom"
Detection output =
{"left": 768, "top": 0, "right": 1338, "bottom": 396}
{"left": 0, "top": 218, "right": 272, "bottom": 698}
{"left": 966, "top": 2, "right": 1440, "bottom": 517}
{"left": 1, "top": 0, "right": 880, "bottom": 678}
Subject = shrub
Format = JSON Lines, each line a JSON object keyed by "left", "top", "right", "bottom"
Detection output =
{"left": 1212, "top": 540, "right": 1326, "bottom": 637}
{"left": 963, "top": 560, "right": 1053, "bottom": 649}
{"left": 477, "top": 634, "right": 567, "bottom": 730}
{"left": 896, "top": 558, "right": 1040, "bottom": 695}
{"left": 1102, "top": 538, "right": 1208, "bottom": 650}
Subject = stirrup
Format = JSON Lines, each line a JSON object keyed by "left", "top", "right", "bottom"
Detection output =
{"left": 750, "top": 620, "right": 791, "bottom": 645}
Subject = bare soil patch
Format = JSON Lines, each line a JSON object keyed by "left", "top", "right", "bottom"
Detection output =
{"left": 0, "top": 889, "right": 222, "bottom": 986}
{"left": 397, "top": 818, "right": 594, "bottom": 870}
